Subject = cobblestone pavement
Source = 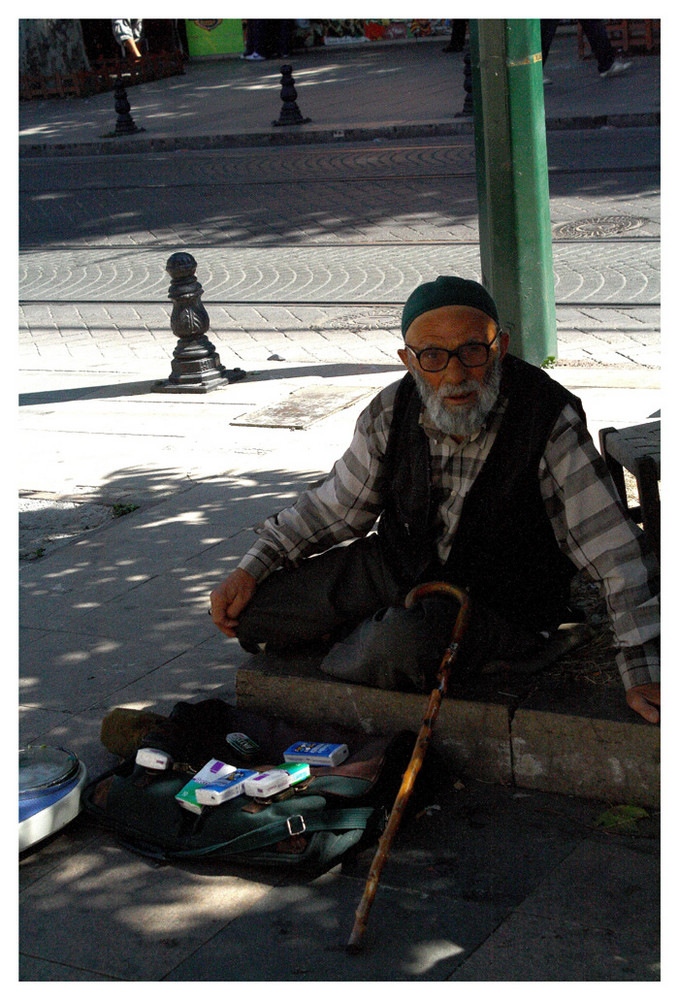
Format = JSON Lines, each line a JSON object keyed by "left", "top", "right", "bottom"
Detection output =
{"left": 18, "top": 241, "right": 660, "bottom": 304}
{"left": 18, "top": 128, "right": 660, "bottom": 192}
{"left": 19, "top": 126, "right": 660, "bottom": 375}
{"left": 19, "top": 301, "right": 660, "bottom": 371}
{"left": 20, "top": 130, "right": 659, "bottom": 249}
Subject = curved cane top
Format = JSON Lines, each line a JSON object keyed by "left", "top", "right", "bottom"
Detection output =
{"left": 404, "top": 581, "right": 471, "bottom": 647}
{"left": 404, "top": 581, "right": 469, "bottom": 610}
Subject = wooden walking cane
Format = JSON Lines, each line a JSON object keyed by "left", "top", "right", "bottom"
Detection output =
{"left": 346, "top": 582, "right": 471, "bottom": 952}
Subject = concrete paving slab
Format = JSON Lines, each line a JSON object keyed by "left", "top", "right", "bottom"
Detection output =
{"left": 19, "top": 703, "right": 76, "bottom": 747}
{"left": 19, "top": 629, "right": 174, "bottom": 714}
{"left": 450, "top": 909, "right": 659, "bottom": 980}
{"left": 342, "top": 777, "right": 598, "bottom": 901}
{"left": 18, "top": 33, "right": 659, "bottom": 158}
{"left": 19, "top": 707, "right": 120, "bottom": 781}
{"left": 166, "top": 865, "right": 510, "bottom": 981}
{"left": 231, "top": 384, "right": 375, "bottom": 429}
{"left": 511, "top": 836, "right": 659, "bottom": 932}
{"left": 19, "top": 830, "right": 277, "bottom": 980}
{"left": 450, "top": 838, "right": 660, "bottom": 981}
{"left": 18, "top": 478, "right": 292, "bottom": 624}
{"left": 19, "top": 958, "right": 118, "bottom": 982}
{"left": 85, "top": 633, "right": 244, "bottom": 718}
{"left": 20, "top": 814, "right": 109, "bottom": 893}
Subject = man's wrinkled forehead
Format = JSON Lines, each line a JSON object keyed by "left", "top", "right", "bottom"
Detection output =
{"left": 401, "top": 276, "right": 500, "bottom": 337}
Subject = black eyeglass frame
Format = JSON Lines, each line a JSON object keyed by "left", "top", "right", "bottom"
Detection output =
{"left": 405, "top": 331, "right": 501, "bottom": 372}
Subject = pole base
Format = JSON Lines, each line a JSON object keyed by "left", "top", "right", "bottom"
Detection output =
{"left": 151, "top": 367, "right": 247, "bottom": 394}
{"left": 101, "top": 126, "right": 146, "bottom": 138}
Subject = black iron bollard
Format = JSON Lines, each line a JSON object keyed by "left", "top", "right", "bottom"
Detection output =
{"left": 152, "top": 252, "right": 246, "bottom": 394}
{"left": 272, "top": 65, "right": 311, "bottom": 127}
{"left": 111, "top": 76, "right": 145, "bottom": 136}
{"left": 455, "top": 49, "right": 474, "bottom": 118}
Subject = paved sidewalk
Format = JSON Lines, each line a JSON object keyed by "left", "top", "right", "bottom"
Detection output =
{"left": 19, "top": 29, "right": 661, "bottom": 982}
{"left": 19, "top": 32, "right": 660, "bottom": 155}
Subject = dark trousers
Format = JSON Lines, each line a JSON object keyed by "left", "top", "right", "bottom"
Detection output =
{"left": 541, "top": 19, "right": 615, "bottom": 74}
{"left": 444, "top": 21, "right": 467, "bottom": 52}
{"left": 247, "top": 19, "right": 293, "bottom": 58}
{"left": 237, "top": 536, "right": 546, "bottom": 692}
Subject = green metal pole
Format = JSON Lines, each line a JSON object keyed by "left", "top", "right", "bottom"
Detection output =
{"left": 469, "top": 19, "right": 557, "bottom": 365}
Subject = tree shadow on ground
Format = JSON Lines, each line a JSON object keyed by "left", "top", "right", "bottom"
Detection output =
{"left": 18, "top": 363, "right": 403, "bottom": 407}
{"left": 19, "top": 41, "right": 659, "bottom": 250}
{"left": 21, "top": 751, "right": 643, "bottom": 981}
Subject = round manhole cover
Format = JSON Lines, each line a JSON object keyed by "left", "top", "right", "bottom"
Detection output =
{"left": 553, "top": 215, "right": 649, "bottom": 238}
{"left": 311, "top": 309, "right": 400, "bottom": 331}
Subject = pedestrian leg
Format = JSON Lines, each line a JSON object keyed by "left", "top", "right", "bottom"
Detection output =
{"left": 540, "top": 18, "right": 560, "bottom": 68}
{"left": 580, "top": 19, "right": 615, "bottom": 73}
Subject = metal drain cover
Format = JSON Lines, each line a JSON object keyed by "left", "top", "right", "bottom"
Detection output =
{"left": 553, "top": 216, "right": 649, "bottom": 238}
{"left": 230, "top": 385, "right": 376, "bottom": 429}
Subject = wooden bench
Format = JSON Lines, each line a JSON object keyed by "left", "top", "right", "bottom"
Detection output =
{"left": 599, "top": 419, "right": 660, "bottom": 559}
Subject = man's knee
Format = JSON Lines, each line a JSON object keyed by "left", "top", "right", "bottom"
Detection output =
{"left": 319, "top": 598, "right": 455, "bottom": 691}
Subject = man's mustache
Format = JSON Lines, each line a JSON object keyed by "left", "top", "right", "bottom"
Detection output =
{"left": 437, "top": 381, "right": 479, "bottom": 399}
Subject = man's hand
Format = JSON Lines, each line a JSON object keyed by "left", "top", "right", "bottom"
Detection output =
{"left": 626, "top": 682, "right": 660, "bottom": 724}
{"left": 210, "top": 569, "right": 256, "bottom": 637}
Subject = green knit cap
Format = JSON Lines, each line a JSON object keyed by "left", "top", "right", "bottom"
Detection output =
{"left": 401, "top": 276, "right": 499, "bottom": 337}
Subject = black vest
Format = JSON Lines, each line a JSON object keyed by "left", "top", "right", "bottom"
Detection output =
{"left": 377, "top": 355, "right": 586, "bottom": 630}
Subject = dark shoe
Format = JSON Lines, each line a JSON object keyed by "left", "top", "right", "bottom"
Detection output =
{"left": 238, "top": 637, "right": 263, "bottom": 654}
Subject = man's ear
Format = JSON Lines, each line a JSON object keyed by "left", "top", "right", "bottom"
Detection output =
{"left": 397, "top": 346, "right": 410, "bottom": 370}
{"left": 498, "top": 329, "right": 510, "bottom": 360}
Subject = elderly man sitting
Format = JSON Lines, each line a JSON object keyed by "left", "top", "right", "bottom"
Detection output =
{"left": 210, "top": 277, "right": 660, "bottom": 724}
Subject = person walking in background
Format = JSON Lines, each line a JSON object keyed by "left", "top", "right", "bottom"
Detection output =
{"left": 442, "top": 20, "right": 467, "bottom": 53}
{"left": 243, "top": 19, "right": 267, "bottom": 60}
{"left": 112, "top": 19, "right": 144, "bottom": 61}
{"left": 541, "top": 19, "right": 631, "bottom": 84}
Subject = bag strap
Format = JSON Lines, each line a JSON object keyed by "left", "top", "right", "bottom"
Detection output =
{"left": 167, "top": 806, "right": 375, "bottom": 859}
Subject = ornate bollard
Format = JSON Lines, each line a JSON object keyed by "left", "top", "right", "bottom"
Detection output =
{"left": 152, "top": 252, "right": 246, "bottom": 393}
{"left": 455, "top": 49, "right": 474, "bottom": 118}
{"left": 272, "top": 65, "right": 311, "bottom": 127}
{"left": 110, "top": 76, "right": 145, "bottom": 136}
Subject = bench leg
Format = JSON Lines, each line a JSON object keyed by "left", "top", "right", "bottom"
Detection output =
{"left": 599, "top": 426, "right": 630, "bottom": 513}
{"left": 636, "top": 455, "right": 661, "bottom": 560}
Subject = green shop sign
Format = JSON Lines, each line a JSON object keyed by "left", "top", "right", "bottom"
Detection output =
{"left": 186, "top": 20, "right": 243, "bottom": 57}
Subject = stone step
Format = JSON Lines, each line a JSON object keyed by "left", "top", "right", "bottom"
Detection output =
{"left": 236, "top": 650, "right": 659, "bottom": 808}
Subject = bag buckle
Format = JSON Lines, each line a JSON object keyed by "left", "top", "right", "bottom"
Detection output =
{"left": 286, "top": 814, "right": 306, "bottom": 836}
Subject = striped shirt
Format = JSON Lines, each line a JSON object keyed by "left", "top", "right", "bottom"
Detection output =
{"left": 238, "top": 378, "right": 660, "bottom": 690}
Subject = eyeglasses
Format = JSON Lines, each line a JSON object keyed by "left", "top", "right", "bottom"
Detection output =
{"left": 406, "top": 332, "right": 499, "bottom": 372}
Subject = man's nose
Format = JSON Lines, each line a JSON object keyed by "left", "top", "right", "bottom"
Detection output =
{"left": 441, "top": 354, "right": 469, "bottom": 382}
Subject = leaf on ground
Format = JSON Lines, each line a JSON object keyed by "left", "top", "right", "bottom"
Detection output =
{"left": 594, "top": 804, "right": 649, "bottom": 829}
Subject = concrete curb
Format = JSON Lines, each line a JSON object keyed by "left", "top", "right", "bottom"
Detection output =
{"left": 235, "top": 659, "right": 659, "bottom": 808}
{"left": 18, "top": 112, "right": 660, "bottom": 159}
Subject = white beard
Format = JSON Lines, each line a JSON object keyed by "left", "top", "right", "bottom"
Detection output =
{"left": 412, "top": 356, "right": 502, "bottom": 437}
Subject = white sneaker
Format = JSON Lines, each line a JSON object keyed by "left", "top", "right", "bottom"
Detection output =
{"left": 600, "top": 58, "right": 632, "bottom": 78}
{"left": 542, "top": 75, "right": 553, "bottom": 86}
{"left": 245, "top": 52, "right": 265, "bottom": 60}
